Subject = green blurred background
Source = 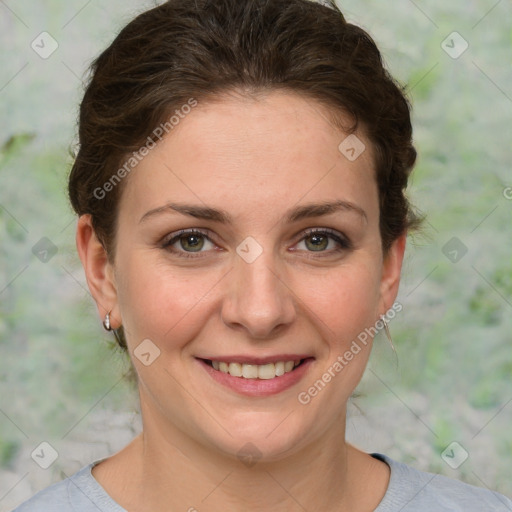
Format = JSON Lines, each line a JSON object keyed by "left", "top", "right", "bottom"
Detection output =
{"left": 1, "top": 0, "right": 511, "bottom": 509}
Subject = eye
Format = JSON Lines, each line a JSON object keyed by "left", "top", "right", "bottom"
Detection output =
{"left": 294, "top": 228, "right": 351, "bottom": 255}
{"left": 161, "top": 227, "right": 351, "bottom": 259}
{"left": 161, "top": 229, "right": 216, "bottom": 258}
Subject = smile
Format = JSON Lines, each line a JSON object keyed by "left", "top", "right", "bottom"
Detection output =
{"left": 196, "top": 357, "right": 314, "bottom": 397}
{"left": 207, "top": 359, "right": 303, "bottom": 379}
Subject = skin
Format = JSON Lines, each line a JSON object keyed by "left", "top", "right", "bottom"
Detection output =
{"left": 76, "top": 90, "right": 406, "bottom": 512}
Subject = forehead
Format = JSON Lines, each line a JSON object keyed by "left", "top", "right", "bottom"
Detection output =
{"left": 119, "top": 91, "right": 378, "bottom": 225}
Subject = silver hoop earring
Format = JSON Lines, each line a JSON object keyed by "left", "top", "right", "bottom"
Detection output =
{"left": 380, "top": 315, "right": 396, "bottom": 354}
{"left": 103, "top": 311, "right": 124, "bottom": 347}
{"left": 102, "top": 311, "right": 112, "bottom": 331}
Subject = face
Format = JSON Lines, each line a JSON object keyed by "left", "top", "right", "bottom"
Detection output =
{"left": 81, "top": 91, "right": 404, "bottom": 461}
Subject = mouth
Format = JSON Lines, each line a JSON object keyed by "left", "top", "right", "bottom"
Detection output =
{"left": 195, "top": 356, "right": 314, "bottom": 397}
{"left": 201, "top": 358, "right": 309, "bottom": 379}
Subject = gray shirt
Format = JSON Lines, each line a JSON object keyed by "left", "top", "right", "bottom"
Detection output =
{"left": 11, "top": 453, "right": 512, "bottom": 511}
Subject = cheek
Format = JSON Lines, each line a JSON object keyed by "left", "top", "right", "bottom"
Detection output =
{"left": 115, "top": 251, "right": 227, "bottom": 348}
{"left": 116, "top": 247, "right": 382, "bottom": 358}
{"left": 290, "top": 260, "right": 382, "bottom": 412}
{"left": 295, "top": 260, "right": 382, "bottom": 347}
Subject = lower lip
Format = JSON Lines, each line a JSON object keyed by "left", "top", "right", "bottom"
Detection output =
{"left": 196, "top": 358, "right": 314, "bottom": 397}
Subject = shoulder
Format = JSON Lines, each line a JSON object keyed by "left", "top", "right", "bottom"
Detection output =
{"left": 10, "top": 462, "right": 126, "bottom": 512}
{"left": 11, "top": 475, "right": 73, "bottom": 512}
{"left": 373, "top": 453, "right": 512, "bottom": 511}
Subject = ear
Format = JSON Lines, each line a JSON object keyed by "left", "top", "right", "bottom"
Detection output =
{"left": 75, "top": 214, "right": 121, "bottom": 328}
{"left": 378, "top": 232, "right": 407, "bottom": 315}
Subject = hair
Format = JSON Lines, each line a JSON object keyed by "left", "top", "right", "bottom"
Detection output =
{"left": 68, "top": 0, "right": 420, "bottom": 350}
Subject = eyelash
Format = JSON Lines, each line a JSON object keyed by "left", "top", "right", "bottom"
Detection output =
{"left": 160, "top": 228, "right": 352, "bottom": 259}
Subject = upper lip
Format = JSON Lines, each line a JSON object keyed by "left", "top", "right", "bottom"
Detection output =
{"left": 197, "top": 354, "right": 314, "bottom": 365}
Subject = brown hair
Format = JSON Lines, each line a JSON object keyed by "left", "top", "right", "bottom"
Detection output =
{"left": 69, "top": 0, "right": 420, "bottom": 349}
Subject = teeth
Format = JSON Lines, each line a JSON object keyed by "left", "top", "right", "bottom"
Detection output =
{"left": 228, "top": 362, "right": 242, "bottom": 377}
{"left": 257, "top": 363, "right": 275, "bottom": 380}
{"left": 242, "top": 364, "right": 258, "bottom": 379}
{"left": 284, "top": 361, "right": 294, "bottom": 372}
{"left": 211, "top": 359, "right": 303, "bottom": 379}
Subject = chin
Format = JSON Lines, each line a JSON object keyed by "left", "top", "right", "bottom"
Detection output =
{"left": 200, "top": 412, "right": 311, "bottom": 464}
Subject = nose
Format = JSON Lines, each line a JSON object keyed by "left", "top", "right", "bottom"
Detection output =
{"left": 220, "top": 246, "right": 296, "bottom": 339}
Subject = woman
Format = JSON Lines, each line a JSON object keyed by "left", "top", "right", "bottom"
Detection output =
{"left": 13, "top": 0, "right": 512, "bottom": 510}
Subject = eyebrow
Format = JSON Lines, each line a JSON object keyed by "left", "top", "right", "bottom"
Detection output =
{"left": 139, "top": 199, "right": 367, "bottom": 224}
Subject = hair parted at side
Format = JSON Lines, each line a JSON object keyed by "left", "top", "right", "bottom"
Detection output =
{"left": 68, "top": 0, "right": 420, "bottom": 350}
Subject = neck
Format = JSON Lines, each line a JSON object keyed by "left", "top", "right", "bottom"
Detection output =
{"left": 147, "top": 417, "right": 347, "bottom": 511}
{"left": 93, "top": 403, "right": 389, "bottom": 512}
